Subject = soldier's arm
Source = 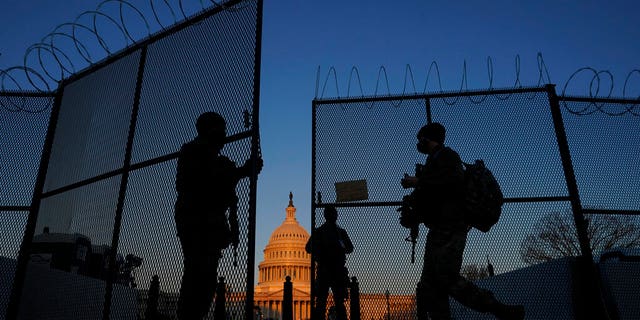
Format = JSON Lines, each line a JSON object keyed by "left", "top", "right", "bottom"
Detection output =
{"left": 237, "top": 157, "right": 264, "bottom": 181}
{"left": 305, "top": 236, "right": 313, "bottom": 254}
{"left": 341, "top": 229, "right": 354, "bottom": 254}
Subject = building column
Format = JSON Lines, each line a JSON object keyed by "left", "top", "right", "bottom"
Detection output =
{"left": 302, "top": 301, "right": 307, "bottom": 320}
{"left": 307, "top": 301, "right": 311, "bottom": 320}
{"left": 292, "top": 300, "right": 296, "bottom": 320}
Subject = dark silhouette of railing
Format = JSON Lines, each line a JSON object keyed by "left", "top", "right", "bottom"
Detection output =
{"left": 146, "top": 275, "right": 160, "bottom": 320}
{"left": 349, "top": 277, "right": 361, "bottom": 320}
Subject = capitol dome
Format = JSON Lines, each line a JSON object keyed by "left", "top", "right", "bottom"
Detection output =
{"left": 254, "top": 193, "right": 311, "bottom": 319}
{"left": 267, "top": 208, "right": 310, "bottom": 248}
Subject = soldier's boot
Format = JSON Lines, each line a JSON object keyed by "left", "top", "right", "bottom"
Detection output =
{"left": 427, "top": 311, "right": 452, "bottom": 320}
{"left": 488, "top": 301, "right": 525, "bottom": 320}
{"left": 416, "top": 282, "right": 429, "bottom": 320}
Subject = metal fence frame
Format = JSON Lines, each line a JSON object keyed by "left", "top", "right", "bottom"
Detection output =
{"left": 311, "top": 84, "right": 640, "bottom": 319}
{"left": 3, "top": 0, "right": 263, "bottom": 318}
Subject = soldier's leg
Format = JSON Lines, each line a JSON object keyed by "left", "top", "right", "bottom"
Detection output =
{"left": 206, "top": 251, "right": 222, "bottom": 320}
{"left": 415, "top": 282, "right": 428, "bottom": 320}
{"left": 449, "top": 276, "right": 524, "bottom": 320}
{"left": 177, "top": 236, "right": 204, "bottom": 320}
{"left": 331, "top": 282, "right": 348, "bottom": 320}
{"left": 419, "top": 229, "right": 455, "bottom": 320}
{"left": 448, "top": 275, "right": 496, "bottom": 312}
{"left": 314, "top": 277, "right": 330, "bottom": 320}
{"left": 444, "top": 228, "right": 525, "bottom": 320}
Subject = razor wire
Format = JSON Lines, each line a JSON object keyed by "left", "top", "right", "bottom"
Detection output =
{"left": 316, "top": 53, "right": 553, "bottom": 107}
{"left": 561, "top": 67, "right": 640, "bottom": 116}
{"left": 315, "top": 53, "right": 640, "bottom": 116}
{"left": 0, "top": 0, "right": 248, "bottom": 113}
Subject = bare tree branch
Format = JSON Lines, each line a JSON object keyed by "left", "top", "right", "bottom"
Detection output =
{"left": 520, "top": 210, "right": 640, "bottom": 265}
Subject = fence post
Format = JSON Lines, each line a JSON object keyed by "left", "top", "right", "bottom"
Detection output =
{"left": 282, "top": 276, "right": 293, "bottom": 320}
{"left": 546, "top": 84, "right": 615, "bottom": 320}
{"left": 214, "top": 276, "right": 226, "bottom": 320}
{"left": 349, "top": 277, "right": 360, "bottom": 320}
{"left": 146, "top": 275, "right": 160, "bottom": 320}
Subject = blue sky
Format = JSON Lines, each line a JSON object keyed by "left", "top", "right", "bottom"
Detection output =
{"left": 2, "top": 0, "right": 640, "bottom": 290}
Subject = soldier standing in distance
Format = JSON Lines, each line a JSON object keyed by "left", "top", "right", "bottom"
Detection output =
{"left": 306, "top": 206, "right": 354, "bottom": 320}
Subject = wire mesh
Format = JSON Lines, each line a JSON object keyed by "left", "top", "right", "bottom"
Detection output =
{"left": 564, "top": 104, "right": 640, "bottom": 318}
{"left": 0, "top": 211, "right": 27, "bottom": 317}
{"left": 0, "top": 95, "right": 53, "bottom": 319}
{"left": 429, "top": 91, "right": 567, "bottom": 199}
{"left": 120, "top": 1, "right": 259, "bottom": 318}
{"left": 561, "top": 101, "right": 640, "bottom": 212}
{"left": 311, "top": 87, "right": 635, "bottom": 319}
{"left": 597, "top": 215, "right": 640, "bottom": 320}
{"left": 0, "top": 98, "right": 52, "bottom": 206}
{"left": 7, "top": 0, "right": 261, "bottom": 319}
{"left": 19, "top": 175, "right": 122, "bottom": 319}
{"left": 41, "top": 51, "right": 141, "bottom": 194}
{"left": 130, "top": 1, "right": 259, "bottom": 165}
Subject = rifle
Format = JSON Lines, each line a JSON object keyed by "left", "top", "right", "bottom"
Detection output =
{"left": 399, "top": 163, "right": 426, "bottom": 264}
{"left": 229, "top": 196, "right": 240, "bottom": 267}
{"left": 398, "top": 196, "right": 420, "bottom": 264}
{"left": 406, "top": 225, "right": 418, "bottom": 263}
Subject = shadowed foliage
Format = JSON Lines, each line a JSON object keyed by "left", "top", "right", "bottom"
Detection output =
{"left": 520, "top": 210, "right": 640, "bottom": 265}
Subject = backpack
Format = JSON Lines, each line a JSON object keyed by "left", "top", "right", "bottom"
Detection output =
{"left": 463, "top": 159, "right": 504, "bottom": 232}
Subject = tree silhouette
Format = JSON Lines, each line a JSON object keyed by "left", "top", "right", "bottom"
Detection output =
{"left": 520, "top": 210, "right": 640, "bottom": 265}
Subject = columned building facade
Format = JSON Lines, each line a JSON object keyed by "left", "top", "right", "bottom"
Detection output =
{"left": 254, "top": 193, "right": 311, "bottom": 320}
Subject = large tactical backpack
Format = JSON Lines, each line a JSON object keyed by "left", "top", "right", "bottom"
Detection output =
{"left": 463, "top": 159, "right": 504, "bottom": 232}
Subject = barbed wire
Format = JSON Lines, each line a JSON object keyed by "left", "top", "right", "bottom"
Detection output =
{"left": 316, "top": 53, "right": 552, "bottom": 108}
{"left": 315, "top": 53, "right": 639, "bottom": 116}
{"left": 561, "top": 67, "right": 640, "bottom": 116}
{"left": 1, "top": 0, "right": 246, "bottom": 113}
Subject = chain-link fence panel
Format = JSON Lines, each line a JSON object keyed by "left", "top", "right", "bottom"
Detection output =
{"left": 559, "top": 100, "right": 640, "bottom": 320}
{"left": 131, "top": 1, "right": 259, "bottom": 165}
{"left": 0, "top": 211, "right": 28, "bottom": 318}
{"left": 312, "top": 88, "right": 579, "bottom": 319}
{"left": 560, "top": 101, "right": 640, "bottom": 213}
{"left": 429, "top": 90, "right": 567, "bottom": 199}
{"left": 41, "top": 51, "right": 141, "bottom": 194}
{"left": 117, "top": 1, "right": 260, "bottom": 318}
{"left": 19, "top": 175, "right": 123, "bottom": 319}
{"left": 1, "top": 98, "right": 53, "bottom": 206}
{"left": 314, "top": 97, "right": 428, "bottom": 205}
{"left": 13, "top": 48, "right": 140, "bottom": 319}
{"left": 1, "top": 94, "right": 53, "bottom": 318}
{"left": 9, "top": 0, "right": 262, "bottom": 318}
{"left": 595, "top": 212, "right": 640, "bottom": 320}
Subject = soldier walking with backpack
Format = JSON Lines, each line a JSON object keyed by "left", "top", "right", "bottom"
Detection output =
{"left": 306, "top": 206, "right": 354, "bottom": 320}
{"left": 400, "top": 122, "right": 524, "bottom": 320}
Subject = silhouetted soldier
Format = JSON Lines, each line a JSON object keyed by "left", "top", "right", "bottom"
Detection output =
{"left": 401, "top": 122, "right": 524, "bottom": 320}
{"left": 174, "top": 111, "right": 262, "bottom": 320}
{"left": 306, "top": 206, "right": 354, "bottom": 320}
